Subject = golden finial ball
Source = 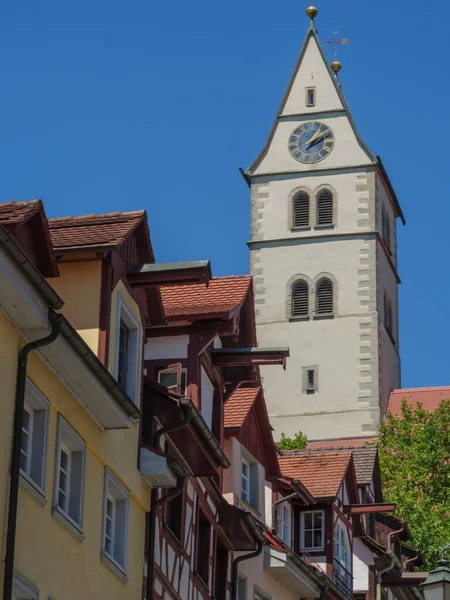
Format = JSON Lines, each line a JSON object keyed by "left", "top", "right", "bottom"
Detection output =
{"left": 306, "top": 5, "right": 318, "bottom": 19}
{"left": 331, "top": 60, "right": 342, "bottom": 73}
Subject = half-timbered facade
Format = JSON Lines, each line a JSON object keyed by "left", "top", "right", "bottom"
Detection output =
{"left": 142, "top": 275, "right": 289, "bottom": 600}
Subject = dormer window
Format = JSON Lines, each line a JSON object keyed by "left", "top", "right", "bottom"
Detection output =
{"left": 306, "top": 87, "right": 316, "bottom": 107}
{"left": 113, "top": 293, "right": 143, "bottom": 406}
{"left": 158, "top": 366, "right": 187, "bottom": 395}
{"left": 300, "top": 510, "right": 325, "bottom": 551}
{"left": 277, "top": 502, "right": 291, "bottom": 547}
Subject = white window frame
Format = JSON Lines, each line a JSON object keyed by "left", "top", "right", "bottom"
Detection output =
{"left": 306, "top": 87, "right": 316, "bottom": 107}
{"left": 300, "top": 510, "right": 325, "bottom": 552}
{"left": 277, "top": 501, "right": 291, "bottom": 547}
{"left": 334, "top": 521, "right": 351, "bottom": 572}
{"left": 113, "top": 293, "right": 142, "bottom": 406}
{"left": 19, "top": 379, "right": 50, "bottom": 495}
{"left": 101, "top": 468, "right": 130, "bottom": 575}
{"left": 157, "top": 366, "right": 188, "bottom": 394}
{"left": 241, "top": 459, "right": 250, "bottom": 503}
{"left": 12, "top": 573, "right": 39, "bottom": 599}
{"left": 53, "top": 416, "right": 86, "bottom": 531}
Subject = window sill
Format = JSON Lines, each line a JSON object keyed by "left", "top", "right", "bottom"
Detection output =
{"left": 101, "top": 553, "right": 128, "bottom": 583}
{"left": 313, "top": 314, "right": 334, "bottom": 321}
{"left": 19, "top": 472, "right": 46, "bottom": 506}
{"left": 289, "top": 316, "right": 310, "bottom": 322}
{"left": 52, "top": 507, "right": 84, "bottom": 542}
{"left": 290, "top": 226, "right": 311, "bottom": 232}
{"left": 314, "top": 224, "right": 335, "bottom": 230}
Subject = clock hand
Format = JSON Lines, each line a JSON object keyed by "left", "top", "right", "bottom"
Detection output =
{"left": 307, "top": 128, "right": 331, "bottom": 147}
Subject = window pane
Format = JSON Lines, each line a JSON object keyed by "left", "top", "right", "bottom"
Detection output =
{"left": 304, "top": 530, "right": 313, "bottom": 547}
{"left": 158, "top": 371, "right": 177, "bottom": 390}
{"left": 304, "top": 512, "right": 312, "bottom": 529}
{"left": 69, "top": 450, "right": 83, "bottom": 524}
{"left": 314, "top": 512, "right": 323, "bottom": 528}
{"left": 314, "top": 530, "right": 323, "bottom": 547}
{"left": 118, "top": 320, "right": 129, "bottom": 389}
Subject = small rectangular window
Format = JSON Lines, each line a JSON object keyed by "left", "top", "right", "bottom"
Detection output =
{"left": 158, "top": 366, "right": 187, "bottom": 395}
{"left": 241, "top": 459, "right": 250, "bottom": 502}
{"left": 196, "top": 510, "right": 211, "bottom": 586}
{"left": 277, "top": 502, "right": 291, "bottom": 547}
{"left": 165, "top": 485, "right": 184, "bottom": 541}
{"left": 114, "top": 296, "right": 143, "bottom": 405}
{"left": 307, "top": 370, "right": 315, "bottom": 392}
{"left": 303, "top": 366, "right": 319, "bottom": 394}
{"left": 54, "top": 416, "right": 86, "bottom": 530}
{"left": 102, "top": 469, "right": 130, "bottom": 573}
{"left": 118, "top": 320, "right": 130, "bottom": 389}
{"left": 301, "top": 510, "right": 325, "bottom": 551}
{"left": 20, "top": 380, "right": 50, "bottom": 493}
{"left": 306, "top": 87, "right": 316, "bottom": 107}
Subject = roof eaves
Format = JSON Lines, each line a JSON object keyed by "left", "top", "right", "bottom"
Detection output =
{"left": 376, "top": 157, "right": 406, "bottom": 225}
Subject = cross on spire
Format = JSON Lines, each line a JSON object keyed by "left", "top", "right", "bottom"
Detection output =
{"left": 324, "top": 30, "right": 349, "bottom": 60}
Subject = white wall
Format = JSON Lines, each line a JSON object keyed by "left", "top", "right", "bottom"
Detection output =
{"left": 144, "top": 335, "right": 189, "bottom": 360}
{"left": 353, "top": 538, "right": 375, "bottom": 592}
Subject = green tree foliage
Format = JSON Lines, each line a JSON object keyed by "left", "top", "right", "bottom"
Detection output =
{"left": 277, "top": 431, "right": 308, "bottom": 450}
{"left": 378, "top": 399, "right": 450, "bottom": 568}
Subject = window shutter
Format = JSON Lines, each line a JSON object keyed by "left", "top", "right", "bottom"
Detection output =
{"left": 316, "top": 190, "right": 333, "bottom": 226}
{"left": 292, "top": 280, "right": 309, "bottom": 317}
{"left": 316, "top": 279, "right": 333, "bottom": 315}
{"left": 293, "top": 192, "right": 310, "bottom": 227}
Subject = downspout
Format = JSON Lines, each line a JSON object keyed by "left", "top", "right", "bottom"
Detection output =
{"left": 3, "top": 310, "right": 62, "bottom": 600}
{"left": 231, "top": 541, "right": 265, "bottom": 600}
{"left": 146, "top": 402, "right": 193, "bottom": 600}
{"left": 271, "top": 480, "right": 300, "bottom": 532}
{"left": 376, "top": 525, "right": 404, "bottom": 600}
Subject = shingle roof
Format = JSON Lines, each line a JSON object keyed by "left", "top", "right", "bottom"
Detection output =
{"left": 278, "top": 451, "right": 352, "bottom": 499}
{"left": 48, "top": 211, "right": 146, "bottom": 250}
{"left": 0, "top": 200, "right": 42, "bottom": 226}
{"left": 388, "top": 386, "right": 450, "bottom": 415}
{"left": 305, "top": 438, "right": 378, "bottom": 487}
{"left": 224, "top": 387, "right": 260, "bottom": 428}
{"left": 160, "top": 275, "right": 252, "bottom": 319}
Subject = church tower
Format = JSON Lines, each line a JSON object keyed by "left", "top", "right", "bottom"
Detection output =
{"left": 246, "top": 6, "right": 404, "bottom": 441}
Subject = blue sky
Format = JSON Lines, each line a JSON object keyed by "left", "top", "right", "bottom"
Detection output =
{"left": 0, "top": 1, "right": 448, "bottom": 389}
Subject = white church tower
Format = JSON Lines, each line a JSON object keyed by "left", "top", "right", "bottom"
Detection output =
{"left": 246, "top": 6, "right": 404, "bottom": 441}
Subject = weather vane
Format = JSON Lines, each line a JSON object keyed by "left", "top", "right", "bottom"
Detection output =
{"left": 325, "top": 30, "right": 349, "bottom": 60}
{"left": 324, "top": 30, "right": 349, "bottom": 76}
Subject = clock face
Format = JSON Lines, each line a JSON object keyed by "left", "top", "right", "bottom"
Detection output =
{"left": 288, "top": 121, "right": 335, "bottom": 164}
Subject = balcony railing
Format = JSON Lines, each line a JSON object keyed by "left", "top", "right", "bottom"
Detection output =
{"left": 333, "top": 558, "right": 353, "bottom": 598}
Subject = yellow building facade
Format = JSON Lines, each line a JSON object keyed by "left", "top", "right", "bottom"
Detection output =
{"left": 0, "top": 202, "right": 152, "bottom": 600}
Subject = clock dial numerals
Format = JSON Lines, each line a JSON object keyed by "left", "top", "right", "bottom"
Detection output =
{"left": 288, "top": 121, "right": 335, "bottom": 164}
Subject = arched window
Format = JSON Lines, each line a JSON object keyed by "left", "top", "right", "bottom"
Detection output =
{"left": 316, "top": 278, "right": 333, "bottom": 316}
{"left": 293, "top": 192, "right": 310, "bottom": 228}
{"left": 292, "top": 280, "right": 309, "bottom": 317}
{"left": 316, "top": 189, "right": 333, "bottom": 226}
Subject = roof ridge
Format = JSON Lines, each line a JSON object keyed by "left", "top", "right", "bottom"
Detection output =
{"left": 0, "top": 199, "right": 42, "bottom": 207}
{"left": 391, "top": 386, "right": 450, "bottom": 393}
{"left": 211, "top": 274, "right": 252, "bottom": 281}
{"left": 48, "top": 210, "right": 146, "bottom": 228}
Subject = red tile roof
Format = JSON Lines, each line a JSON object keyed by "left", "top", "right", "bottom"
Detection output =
{"left": 160, "top": 275, "right": 252, "bottom": 319}
{"left": 388, "top": 386, "right": 450, "bottom": 416}
{"left": 224, "top": 387, "right": 260, "bottom": 428}
{"left": 0, "top": 200, "right": 42, "bottom": 226}
{"left": 278, "top": 451, "right": 352, "bottom": 499}
{"left": 48, "top": 211, "right": 146, "bottom": 251}
{"left": 307, "top": 436, "right": 378, "bottom": 450}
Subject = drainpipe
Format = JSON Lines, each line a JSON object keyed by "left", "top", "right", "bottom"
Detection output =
{"left": 231, "top": 541, "right": 265, "bottom": 600}
{"left": 146, "top": 402, "right": 193, "bottom": 600}
{"left": 271, "top": 480, "right": 300, "bottom": 532}
{"left": 3, "top": 311, "right": 62, "bottom": 600}
{"left": 376, "top": 551, "right": 396, "bottom": 600}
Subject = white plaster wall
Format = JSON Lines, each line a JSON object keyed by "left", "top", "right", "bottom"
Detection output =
{"left": 254, "top": 114, "right": 372, "bottom": 176}
{"left": 200, "top": 366, "right": 214, "bottom": 430}
{"left": 144, "top": 335, "right": 189, "bottom": 360}
{"left": 265, "top": 482, "right": 273, "bottom": 528}
{"left": 251, "top": 169, "right": 374, "bottom": 242}
{"left": 353, "top": 538, "right": 375, "bottom": 592}
{"left": 222, "top": 437, "right": 240, "bottom": 500}
{"left": 281, "top": 35, "right": 344, "bottom": 116}
{"left": 237, "top": 552, "right": 298, "bottom": 600}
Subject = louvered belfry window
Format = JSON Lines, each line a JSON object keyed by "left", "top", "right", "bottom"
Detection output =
{"left": 316, "top": 189, "right": 333, "bottom": 226}
{"left": 293, "top": 192, "right": 310, "bottom": 228}
{"left": 292, "top": 280, "right": 309, "bottom": 317}
{"left": 316, "top": 278, "right": 333, "bottom": 315}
